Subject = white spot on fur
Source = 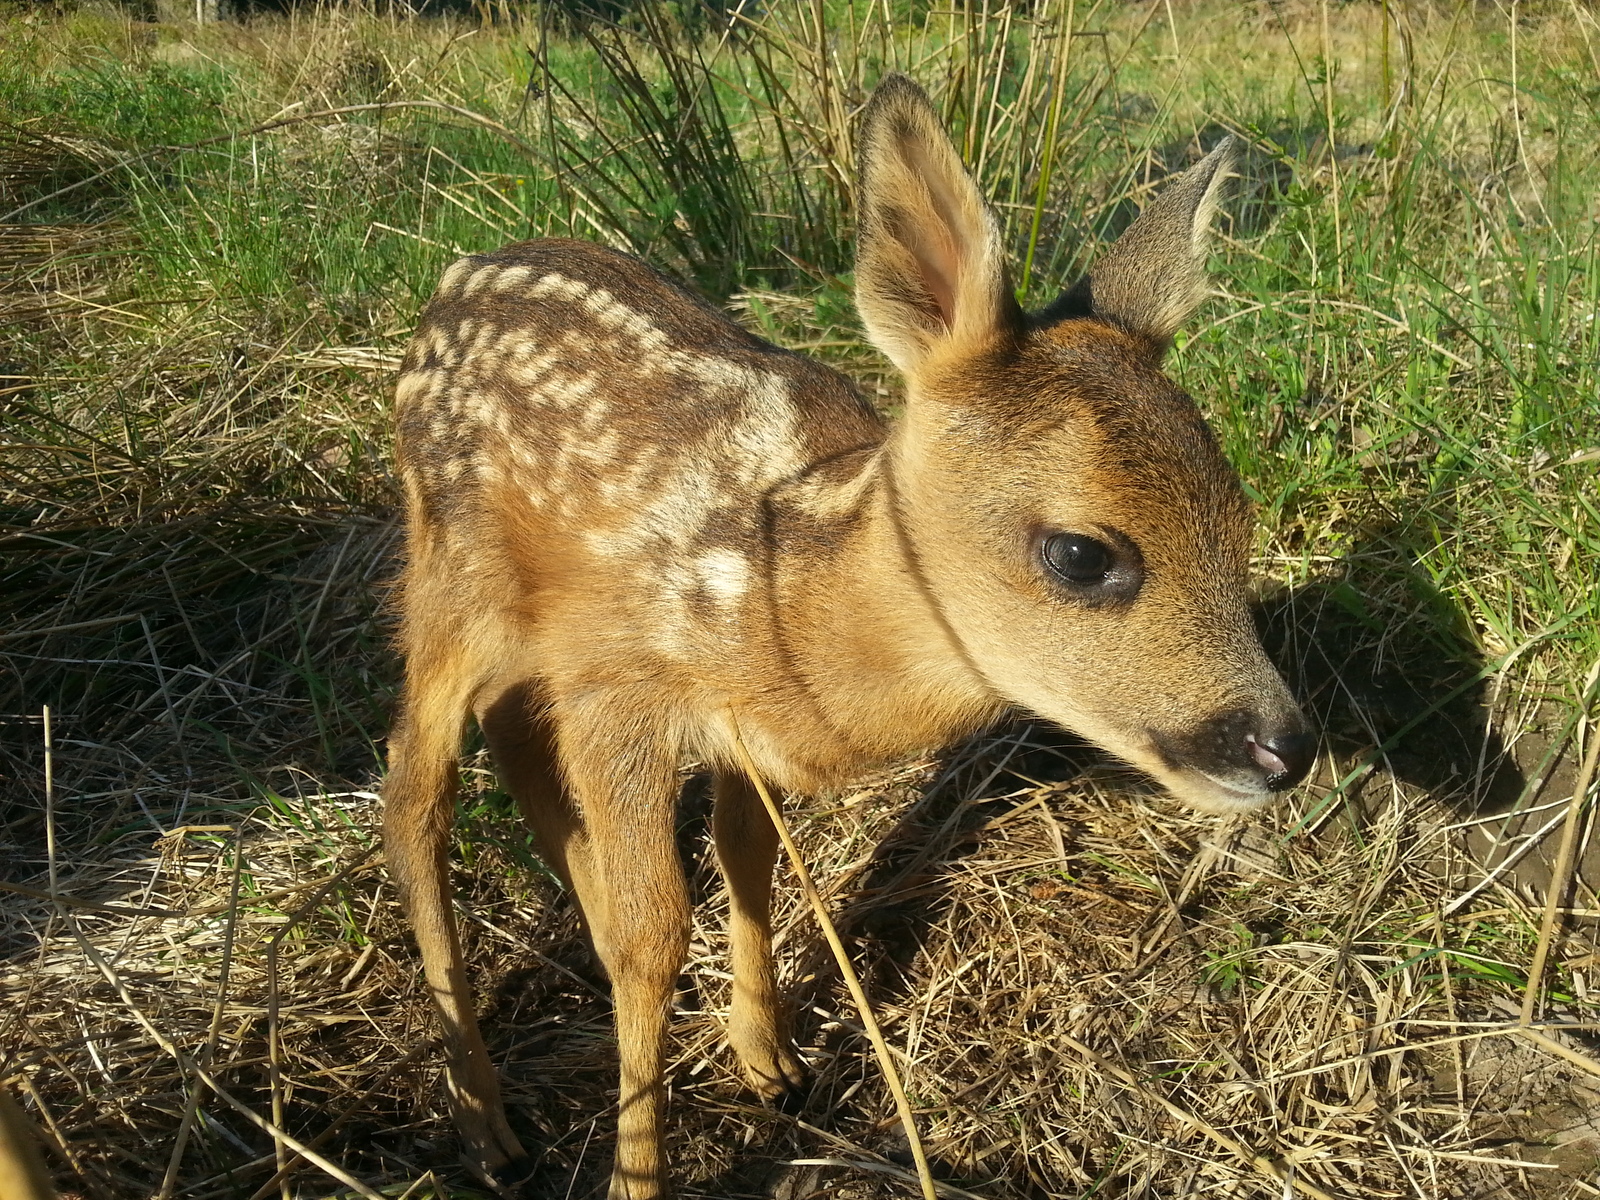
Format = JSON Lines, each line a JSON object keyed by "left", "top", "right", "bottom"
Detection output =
{"left": 494, "top": 265, "right": 534, "bottom": 292}
{"left": 532, "top": 272, "right": 587, "bottom": 302}
{"left": 395, "top": 371, "right": 441, "bottom": 410}
{"left": 695, "top": 549, "right": 749, "bottom": 608}
{"left": 528, "top": 273, "right": 670, "bottom": 353}
{"left": 628, "top": 315, "right": 669, "bottom": 352}
{"left": 551, "top": 371, "right": 599, "bottom": 411}
{"left": 581, "top": 285, "right": 618, "bottom": 315}
{"left": 467, "top": 321, "right": 500, "bottom": 361}
{"left": 461, "top": 265, "right": 499, "bottom": 299}
{"left": 421, "top": 326, "right": 461, "bottom": 371}
{"left": 460, "top": 389, "right": 500, "bottom": 425}
{"left": 438, "top": 258, "right": 474, "bottom": 296}
{"left": 507, "top": 348, "right": 559, "bottom": 390}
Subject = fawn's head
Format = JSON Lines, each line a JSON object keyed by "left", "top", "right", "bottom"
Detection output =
{"left": 854, "top": 75, "right": 1311, "bottom": 813}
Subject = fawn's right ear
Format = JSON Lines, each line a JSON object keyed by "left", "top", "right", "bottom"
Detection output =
{"left": 854, "top": 74, "right": 1020, "bottom": 376}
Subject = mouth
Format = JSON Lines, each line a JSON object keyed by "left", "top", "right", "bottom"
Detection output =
{"left": 1031, "top": 710, "right": 1298, "bottom": 816}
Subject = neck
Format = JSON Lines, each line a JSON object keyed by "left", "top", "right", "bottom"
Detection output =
{"left": 729, "top": 442, "right": 1003, "bottom": 792}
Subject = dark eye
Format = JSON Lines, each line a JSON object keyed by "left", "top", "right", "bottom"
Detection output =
{"left": 1041, "top": 532, "right": 1113, "bottom": 585}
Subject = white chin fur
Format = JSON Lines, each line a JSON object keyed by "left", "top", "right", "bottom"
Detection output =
{"left": 1162, "top": 772, "right": 1275, "bottom": 815}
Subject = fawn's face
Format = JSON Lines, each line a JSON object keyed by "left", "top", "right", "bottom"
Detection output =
{"left": 856, "top": 76, "right": 1313, "bottom": 812}
{"left": 897, "top": 324, "right": 1308, "bottom": 813}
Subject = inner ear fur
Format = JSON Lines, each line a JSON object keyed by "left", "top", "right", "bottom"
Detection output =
{"left": 1041, "top": 137, "right": 1236, "bottom": 356}
{"left": 854, "top": 74, "right": 1021, "bottom": 376}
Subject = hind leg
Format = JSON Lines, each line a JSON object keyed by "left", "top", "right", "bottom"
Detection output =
{"left": 385, "top": 652, "right": 527, "bottom": 1182}
{"left": 479, "top": 679, "right": 598, "bottom": 917}
{"left": 713, "top": 770, "right": 806, "bottom": 1099}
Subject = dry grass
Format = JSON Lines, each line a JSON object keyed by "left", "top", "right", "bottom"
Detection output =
{"left": 3, "top": 1, "right": 1600, "bottom": 1198}
{"left": 8, "top": 723, "right": 1600, "bottom": 1199}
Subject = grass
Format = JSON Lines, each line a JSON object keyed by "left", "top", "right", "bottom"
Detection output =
{"left": 2, "top": 0, "right": 1598, "bottom": 1197}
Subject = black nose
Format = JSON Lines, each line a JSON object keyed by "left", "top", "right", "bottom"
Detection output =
{"left": 1248, "top": 729, "right": 1316, "bottom": 791}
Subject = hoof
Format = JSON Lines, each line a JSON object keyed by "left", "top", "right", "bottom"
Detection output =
{"left": 743, "top": 1045, "right": 809, "bottom": 1110}
{"left": 463, "top": 1151, "right": 535, "bottom": 1198}
{"left": 771, "top": 1073, "right": 809, "bottom": 1114}
{"left": 490, "top": 1155, "right": 535, "bottom": 1191}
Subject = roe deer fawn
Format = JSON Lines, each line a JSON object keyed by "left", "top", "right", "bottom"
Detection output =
{"left": 385, "top": 74, "right": 1313, "bottom": 1199}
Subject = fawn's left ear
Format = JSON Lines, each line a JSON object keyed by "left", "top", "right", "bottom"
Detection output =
{"left": 1047, "top": 137, "right": 1236, "bottom": 357}
{"left": 853, "top": 73, "right": 1021, "bottom": 376}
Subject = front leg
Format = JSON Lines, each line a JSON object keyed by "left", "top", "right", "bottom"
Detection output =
{"left": 555, "top": 705, "right": 691, "bottom": 1200}
{"left": 712, "top": 770, "right": 806, "bottom": 1100}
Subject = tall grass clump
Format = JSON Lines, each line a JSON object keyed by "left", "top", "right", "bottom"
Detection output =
{"left": 2, "top": 2, "right": 1598, "bottom": 1198}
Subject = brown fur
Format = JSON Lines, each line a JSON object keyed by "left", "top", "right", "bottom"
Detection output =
{"left": 0, "top": 1091, "right": 54, "bottom": 1200}
{"left": 383, "top": 74, "right": 1310, "bottom": 1198}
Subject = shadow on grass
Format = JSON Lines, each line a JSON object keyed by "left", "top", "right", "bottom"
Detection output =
{"left": 1257, "top": 521, "right": 1524, "bottom": 820}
